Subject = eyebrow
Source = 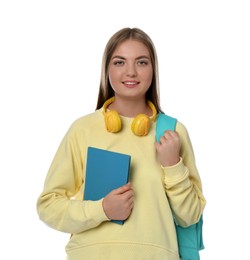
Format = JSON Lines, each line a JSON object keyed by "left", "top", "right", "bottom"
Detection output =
{"left": 112, "top": 55, "right": 150, "bottom": 60}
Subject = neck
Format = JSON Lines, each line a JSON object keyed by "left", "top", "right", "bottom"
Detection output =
{"left": 109, "top": 97, "right": 151, "bottom": 118}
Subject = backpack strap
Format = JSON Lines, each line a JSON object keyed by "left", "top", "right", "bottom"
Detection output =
{"left": 156, "top": 113, "right": 204, "bottom": 260}
{"left": 156, "top": 113, "right": 177, "bottom": 142}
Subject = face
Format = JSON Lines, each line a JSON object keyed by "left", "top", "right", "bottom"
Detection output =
{"left": 108, "top": 39, "right": 153, "bottom": 100}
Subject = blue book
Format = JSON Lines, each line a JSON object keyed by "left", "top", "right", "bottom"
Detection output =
{"left": 84, "top": 147, "right": 131, "bottom": 224}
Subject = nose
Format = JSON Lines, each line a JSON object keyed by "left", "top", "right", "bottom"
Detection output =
{"left": 126, "top": 63, "right": 137, "bottom": 77}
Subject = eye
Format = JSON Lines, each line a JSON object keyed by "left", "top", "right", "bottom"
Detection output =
{"left": 113, "top": 60, "right": 125, "bottom": 66}
{"left": 137, "top": 60, "right": 148, "bottom": 65}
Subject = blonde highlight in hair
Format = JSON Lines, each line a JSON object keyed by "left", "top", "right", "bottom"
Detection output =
{"left": 96, "top": 27, "right": 162, "bottom": 113}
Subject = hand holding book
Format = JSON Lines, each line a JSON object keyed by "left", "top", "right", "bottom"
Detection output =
{"left": 102, "top": 182, "right": 134, "bottom": 221}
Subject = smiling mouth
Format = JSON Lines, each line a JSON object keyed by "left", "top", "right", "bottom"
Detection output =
{"left": 123, "top": 81, "right": 139, "bottom": 88}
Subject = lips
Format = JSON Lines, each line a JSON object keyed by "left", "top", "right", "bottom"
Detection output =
{"left": 123, "top": 81, "right": 139, "bottom": 88}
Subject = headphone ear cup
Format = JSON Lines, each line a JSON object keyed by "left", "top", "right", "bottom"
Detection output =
{"left": 131, "top": 114, "right": 150, "bottom": 136}
{"left": 104, "top": 110, "right": 122, "bottom": 133}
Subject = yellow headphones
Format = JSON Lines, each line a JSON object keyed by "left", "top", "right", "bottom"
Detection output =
{"left": 102, "top": 97, "right": 157, "bottom": 136}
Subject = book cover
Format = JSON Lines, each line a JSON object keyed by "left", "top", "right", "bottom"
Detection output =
{"left": 84, "top": 146, "right": 131, "bottom": 224}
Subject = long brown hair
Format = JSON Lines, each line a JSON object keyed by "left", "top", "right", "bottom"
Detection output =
{"left": 96, "top": 27, "right": 163, "bottom": 113}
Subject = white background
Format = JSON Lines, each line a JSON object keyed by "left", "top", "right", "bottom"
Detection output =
{"left": 1, "top": 0, "right": 249, "bottom": 259}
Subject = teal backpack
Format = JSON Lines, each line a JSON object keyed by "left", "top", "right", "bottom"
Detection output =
{"left": 156, "top": 113, "right": 204, "bottom": 260}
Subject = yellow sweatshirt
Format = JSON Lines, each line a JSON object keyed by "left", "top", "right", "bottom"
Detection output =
{"left": 37, "top": 109, "right": 206, "bottom": 260}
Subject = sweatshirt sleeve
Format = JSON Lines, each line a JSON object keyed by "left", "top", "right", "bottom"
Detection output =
{"left": 36, "top": 121, "right": 109, "bottom": 234}
{"left": 162, "top": 121, "right": 206, "bottom": 227}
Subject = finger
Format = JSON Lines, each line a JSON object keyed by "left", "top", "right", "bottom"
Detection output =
{"left": 164, "top": 130, "right": 175, "bottom": 135}
{"left": 155, "top": 141, "right": 161, "bottom": 148}
{"left": 128, "top": 195, "right": 134, "bottom": 207}
{"left": 125, "top": 195, "right": 134, "bottom": 211}
{"left": 127, "top": 201, "right": 134, "bottom": 213}
{"left": 112, "top": 182, "right": 132, "bottom": 195}
{"left": 165, "top": 130, "right": 179, "bottom": 139}
{"left": 124, "top": 189, "right": 134, "bottom": 200}
{"left": 159, "top": 136, "right": 167, "bottom": 144}
{"left": 168, "top": 130, "right": 179, "bottom": 139}
{"left": 163, "top": 130, "right": 173, "bottom": 140}
{"left": 164, "top": 132, "right": 180, "bottom": 144}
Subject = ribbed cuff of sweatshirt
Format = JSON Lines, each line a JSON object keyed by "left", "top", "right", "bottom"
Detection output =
{"left": 85, "top": 198, "right": 110, "bottom": 224}
{"left": 161, "top": 157, "right": 189, "bottom": 187}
